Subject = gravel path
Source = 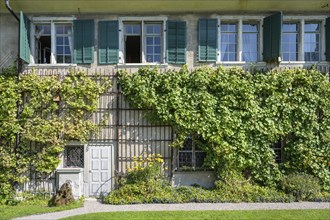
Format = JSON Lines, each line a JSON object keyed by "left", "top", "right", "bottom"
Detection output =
{"left": 14, "top": 199, "right": 330, "bottom": 220}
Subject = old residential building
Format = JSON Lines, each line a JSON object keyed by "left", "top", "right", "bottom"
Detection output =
{"left": 0, "top": 0, "right": 329, "bottom": 197}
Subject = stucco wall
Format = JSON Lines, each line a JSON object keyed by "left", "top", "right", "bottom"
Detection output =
{"left": 0, "top": 14, "right": 18, "bottom": 69}
{"left": 0, "top": 13, "right": 219, "bottom": 70}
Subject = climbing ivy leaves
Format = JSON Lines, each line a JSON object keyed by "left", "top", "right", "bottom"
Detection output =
{"left": 0, "top": 68, "right": 111, "bottom": 198}
{"left": 119, "top": 66, "right": 330, "bottom": 190}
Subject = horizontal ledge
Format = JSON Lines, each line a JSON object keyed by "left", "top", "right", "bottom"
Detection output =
{"left": 56, "top": 168, "right": 84, "bottom": 173}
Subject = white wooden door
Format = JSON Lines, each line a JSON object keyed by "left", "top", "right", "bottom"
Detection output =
{"left": 89, "top": 144, "right": 113, "bottom": 196}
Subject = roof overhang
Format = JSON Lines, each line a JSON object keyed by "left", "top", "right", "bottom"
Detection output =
{"left": 1, "top": 0, "right": 329, "bottom": 14}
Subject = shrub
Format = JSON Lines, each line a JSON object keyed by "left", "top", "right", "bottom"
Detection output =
{"left": 125, "top": 154, "right": 165, "bottom": 184}
{"left": 281, "top": 173, "right": 321, "bottom": 201}
{"left": 215, "top": 174, "right": 292, "bottom": 203}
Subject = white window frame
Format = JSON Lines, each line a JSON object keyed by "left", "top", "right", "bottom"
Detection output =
{"left": 281, "top": 15, "right": 327, "bottom": 64}
{"left": 29, "top": 17, "right": 76, "bottom": 66}
{"left": 216, "top": 16, "right": 263, "bottom": 64}
{"left": 118, "top": 16, "right": 167, "bottom": 65}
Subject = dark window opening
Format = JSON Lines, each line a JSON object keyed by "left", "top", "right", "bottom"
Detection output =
{"left": 125, "top": 36, "right": 141, "bottom": 63}
{"left": 36, "top": 36, "right": 51, "bottom": 64}
{"left": 64, "top": 146, "right": 84, "bottom": 168}
{"left": 273, "top": 139, "right": 284, "bottom": 163}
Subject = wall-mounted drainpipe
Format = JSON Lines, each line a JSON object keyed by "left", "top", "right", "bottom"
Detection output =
{"left": 5, "top": 0, "right": 20, "bottom": 22}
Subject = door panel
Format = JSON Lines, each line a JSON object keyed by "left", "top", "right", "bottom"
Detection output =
{"left": 89, "top": 144, "right": 113, "bottom": 196}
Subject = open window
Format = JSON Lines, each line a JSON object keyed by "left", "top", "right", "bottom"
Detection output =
{"left": 33, "top": 24, "right": 72, "bottom": 64}
{"left": 124, "top": 23, "right": 142, "bottom": 63}
{"left": 33, "top": 22, "right": 73, "bottom": 64}
{"left": 123, "top": 22, "right": 163, "bottom": 64}
{"left": 119, "top": 17, "right": 167, "bottom": 64}
{"left": 20, "top": 12, "right": 94, "bottom": 65}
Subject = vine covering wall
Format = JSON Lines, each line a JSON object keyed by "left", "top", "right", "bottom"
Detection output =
{"left": 0, "top": 67, "right": 111, "bottom": 200}
{"left": 119, "top": 66, "right": 330, "bottom": 189}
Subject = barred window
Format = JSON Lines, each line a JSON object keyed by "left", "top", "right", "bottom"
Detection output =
{"left": 273, "top": 139, "right": 284, "bottom": 163}
{"left": 178, "top": 135, "right": 206, "bottom": 170}
{"left": 64, "top": 146, "right": 84, "bottom": 168}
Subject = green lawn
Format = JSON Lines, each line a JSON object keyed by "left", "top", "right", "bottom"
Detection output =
{"left": 0, "top": 199, "right": 83, "bottom": 220}
{"left": 62, "top": 210, "right": 330, "bottom": 220}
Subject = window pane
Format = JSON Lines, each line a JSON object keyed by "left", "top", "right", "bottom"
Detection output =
{"left": 243, "top": 23, "right": 258, "bottom": 32}
{"left": 220, "top": 23, "right": 237, "bottom": 61}
{"left": 154, "top": 46, "right": 161, "bottom": 54}
{"left": 154, "top": 25, "right": 161, "bottom": 34}
{"left": 305, "top": 23, "right": 319, "bottom": 32}
{"left": 36, "top": 24, "right": 51, "bottom": 35}
{"left": 55, "top": 24, "right": 72, "bottom": 64}
{"left": 145, "top": 25, "right": 162, "bottom": 63}
{"left": 63, "top": 25, "right": 72, "bottom": 34}
{"left": 282, "top": 23, "right": 298, "bottom": 61}
{"left": 65, "top": 56, "right": 72, "bottom": 63}
{"left": 146, "top": 55, "right": 153, "bottom": 62}
{"left": 147, "top": 46, "right": 153, "bottom": 54}
{"left": 154, "top": 37, "right": 161, "bottom": 45}
{"left": 65, "top": 37, "right": 69, "bottom": 44}
{"left": 133, "top": 25, "right": 141, "bottom": 34}
{"left": 125, "top": 24, "right": 141, "bottom": 35}
{"left": 154, "top": 55, "right": 161, "bottom": 63}
{"left": 125, "top": 25, "right": 132, "bottom": 34}
{"left": 65, "top": 46, "right": 71, "bottom": 55}
{"left": 146, "top": 25, "right": 154, "bottom": 34}
{"left": 283, "top": 23, "right": 297, "bottom": 32}
{"left": 57, "top": 46, "right": 63, "bottom": 54}
{"left": 146, "top": 37, "right": 153, "bottom": 44}
{"left": 56, "top": 25, "right": 64, "bottom": 34}
{"left": 57, "top": 55, "right": 63, "bottom": 63}
{"left": 56, "top": 37, "right": 63, "bottom": 45}
{"left": 242, "top": 23, "right": 259, "bottom": 62}
{"left": 304, "top": 23, "right": 320, "bottom": 62}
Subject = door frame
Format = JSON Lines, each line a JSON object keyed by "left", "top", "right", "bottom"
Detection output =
{"left": 87, "top": 142, "right": 114, "bottom": 197}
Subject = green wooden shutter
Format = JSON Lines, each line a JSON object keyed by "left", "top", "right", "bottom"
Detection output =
{"left": 326, "top": 17, "right": 330, "bottom": 62}
{"left": 98, "top": 21, "right": 108, "bottom": 64}
{"left": 20, "top": 11, "right": 30, "bottom": 64}
{"left": 98, "top": 21, "right": 119, "bottom": 64}
{"left": 83, "top": 20, "right": 94, "bottom": 64}
{"left": 263, "top": 12, "right": 282, "bottom": 62}
{"left": 199, "top": 19, "right": 217, "bottom": 62}
{"left": 74, "top": 19, "right": 94, "bottom": 64}
{"left": 167, "top": 20, "right": 186, "bottom": 64}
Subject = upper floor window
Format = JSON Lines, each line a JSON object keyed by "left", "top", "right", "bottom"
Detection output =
{"left": 220, "top": 21, "right": 259, "bottom": 62}
{"left": 119, "top": 18, "right": 166, "bottom": 64}
{"left": 199, "top": 18, "right": 260, "bottom": 63}
{"left": 33, "top": 21, "right": 73, "bottom": 64}
{"left": 281, "top": 20, "right": 323, "bottom": 62}
{"left": 200, "top": 15, "right": 329, "bottom": 64}
{"left": 124, "top": 22, "right": 162, "bottom": 63}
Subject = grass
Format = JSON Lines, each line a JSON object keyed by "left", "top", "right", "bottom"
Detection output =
{"left": 0, "top": 199, "right": 83, "bottom": 220}
{"left": 62, "top": 209, "right": 330, "bottom": 220}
